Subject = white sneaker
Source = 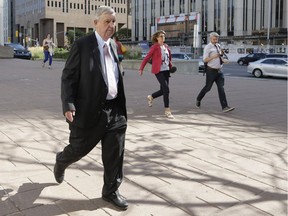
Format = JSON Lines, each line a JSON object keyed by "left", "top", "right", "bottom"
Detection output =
{"left": 165, "top": 108, "right": 174, "bottom": 119}
{"left": 42, "top": 62, "right": 45, "bottom": 68}
{"left": 48, "top": 65, "right": 52, "bottom": 69}
{"left": 147, "top": 95, "right": 153, "bottom": 107}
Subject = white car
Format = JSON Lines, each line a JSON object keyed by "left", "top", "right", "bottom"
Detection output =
{"left": 171, "top": 53, "right": 191, "bottom": 60}
{"left": 247, "top": 58, "right": 288, "bottom": 78}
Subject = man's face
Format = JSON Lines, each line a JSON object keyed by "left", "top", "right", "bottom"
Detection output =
{"left": 210, "top": 36, "right": 219, "bottom": 44}
{"left": 94, "top": 12, "right": 116, "bottom": 41}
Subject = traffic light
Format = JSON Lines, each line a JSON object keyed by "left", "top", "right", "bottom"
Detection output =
{"left": 202, "top": 36, "right": 207, "bottom": 44}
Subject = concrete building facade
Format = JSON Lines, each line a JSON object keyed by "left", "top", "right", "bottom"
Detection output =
{"left": 11, "top": 0, "right": 131, "bottom": 47}
{"left": 132, "top": 0, "right": 287, "bottom": 48}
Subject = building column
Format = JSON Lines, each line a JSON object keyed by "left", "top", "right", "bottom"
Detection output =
{"left": 246, "top": 0, "right": 253, "bottom": 35}
{"left": 220, "top": 0, "right": 228, "bottom": 36}
{"left": 234, "top": 0, "right": 244, "bottom": 36}
{"left": 206, "top": 0, "right": 214, "bottom": 32}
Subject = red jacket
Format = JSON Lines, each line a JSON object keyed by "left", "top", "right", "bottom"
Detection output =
{"left": 140, "top": 43, "right": 172, "bottom": 74}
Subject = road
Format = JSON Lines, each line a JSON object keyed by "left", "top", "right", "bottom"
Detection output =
{"left": 222, "top": 62, "right": 249, "bottom": 77}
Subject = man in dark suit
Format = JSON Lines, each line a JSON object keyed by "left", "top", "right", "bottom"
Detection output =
{"left": 54, "top": 6, "right": 128, "bottom": 210}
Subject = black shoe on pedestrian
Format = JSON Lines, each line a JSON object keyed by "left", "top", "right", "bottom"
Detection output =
{"left": 196, "top": 100, "right": 201, "bottom": 108}
{"left": 53, "top": 153, "right": 65, "bottom": 184}
{"left": 222, "top": 106, "right": 235, "bottom": 113}
{"left": 102, "top": 190, "right": 128, "bottom": 210}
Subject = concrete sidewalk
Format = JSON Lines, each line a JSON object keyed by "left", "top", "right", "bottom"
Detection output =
{"left": 0, "top": 58, "right": 287, "bottom": 216}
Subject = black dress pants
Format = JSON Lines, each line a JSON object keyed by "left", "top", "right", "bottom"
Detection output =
{"left": 152, "top": 70, "right": 170, "bottom": 108}
{"left": 197, "top": 68, "right": 228, "bottom": 109}
{"left": 56, "top": 100, "right": 127, "bottom": 196}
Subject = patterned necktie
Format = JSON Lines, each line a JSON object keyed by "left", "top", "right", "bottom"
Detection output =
{"left": 103, "top": 44, "right": 117, "bottom": 99}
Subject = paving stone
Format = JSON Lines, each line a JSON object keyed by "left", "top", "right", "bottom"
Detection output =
{"left": 0, "top": 59, "right": 287, "bottom": 216}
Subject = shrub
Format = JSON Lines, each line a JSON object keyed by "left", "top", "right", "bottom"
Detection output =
{"left": 29, "top": 45, "right": 143, "bottom": 60}
{"left": 28, "top": 46, "right": 69, "bottom": 60}
{"left": 123, "top": 45, "right": 142, "bottom": 59}
{"left": 28, "top": 46, "right": 44, "bottom": 60}
{"left": 53, "top": 48, "right": 69, "bottom": 59}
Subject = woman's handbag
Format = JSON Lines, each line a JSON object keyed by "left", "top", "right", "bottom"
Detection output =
{"left": 170, "top": 66, "right": 177, "bottom": 73}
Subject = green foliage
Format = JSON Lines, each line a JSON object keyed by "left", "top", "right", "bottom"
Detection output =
{"left": 123, "top": 45, "right": 142, "bottom": 59}
{"left": 116, "top": 28, "right": 131, "bottom": 40}
{"left": 28, "top": 46, "right": 44, "bottom": 59}
{"left": 29, "top": 46, "right": 69, "bottom": 60}
{"left": 53, "top": 48, "right": 70, "bottom": 59}
{"left": 66, "top": 29, "right": 87, "bottom": 47}
{"left": 29, "top": 44, "right": 143, "bottom": 60}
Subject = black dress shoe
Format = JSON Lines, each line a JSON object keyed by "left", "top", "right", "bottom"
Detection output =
{"left": 102, "top": 190, "right": 128, "bottom": 210}
{"left": 53, "top": 153, "right": 65, "bottom": 184}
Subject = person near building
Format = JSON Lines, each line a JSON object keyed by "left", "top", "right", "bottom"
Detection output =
{"left": 42, "top": 33, "right": 55, "bottom": 69}
{"left": 53, "top": 6, "right": 128, "bottom": 210}
{"left": 196, "top": 32, "right": 235, "bottom": 113}
{"left": 139, "top": 30, "right": 174, "bottom": 119}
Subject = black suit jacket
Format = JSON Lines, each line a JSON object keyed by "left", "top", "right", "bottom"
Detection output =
{"left": 61, "top": 33, "right": 127, "bottom": 128}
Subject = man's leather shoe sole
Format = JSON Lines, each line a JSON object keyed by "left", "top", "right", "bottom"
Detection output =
{"left": 102, "top": 191, "right": 128, "bottom": 210}
{"left": 53, "top": 162, "right": 65, "bottom": 184}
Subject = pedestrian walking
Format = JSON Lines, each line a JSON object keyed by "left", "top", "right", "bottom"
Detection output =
{"left": 53, "top": 6, "right": 128, "bottom": 210}
{"left": 42, "top": 33, "right": 55, "bottom": 69}
{"left": 196, "top": 32, "right": 235, "bottom": 113}
{"left": 139, "top": 30, "right": 174, "bottom": 119}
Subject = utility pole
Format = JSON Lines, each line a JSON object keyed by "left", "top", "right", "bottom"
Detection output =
{"left": 267, "top": 0, "right": 271, "bottom": 52}
{"left": 126, "top": 0, "right": 129, "bottom": 40}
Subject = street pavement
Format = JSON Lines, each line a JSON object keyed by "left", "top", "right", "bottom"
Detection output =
{"left": 0, "top": 58, "right": 287, "bottom": 216}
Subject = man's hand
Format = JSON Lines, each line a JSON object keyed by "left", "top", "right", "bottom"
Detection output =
{"left": 65, "top": 110, "right": 75, "bottom": 122}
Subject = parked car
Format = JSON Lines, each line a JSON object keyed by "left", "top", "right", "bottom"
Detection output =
{"left": 171, "top": 53, "right": 191, "bottom": 60}
{"left": 266, "top": 53, "right": 288, "bottom": 58}
{"left": 4, "top": 43, "right": 32, "bottom": 60}
{"left": 237, "top": 53, "right": 267, "bottom": 65}
{"left": 237, "top": 53, "right": 287, "bottom": 65}
{"left": 247, "top": 58, "right": 288, "bottom": 78}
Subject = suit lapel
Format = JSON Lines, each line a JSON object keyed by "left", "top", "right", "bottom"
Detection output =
{"left": 89, "top": 34, "right": 107, "bottom": 84}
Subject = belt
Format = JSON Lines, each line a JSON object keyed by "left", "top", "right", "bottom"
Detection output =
{"left": 207, "top": 66, "right": 221, "bottom": 71}
{"left": 104, "top": 97, "right": 118, "bottom": 105}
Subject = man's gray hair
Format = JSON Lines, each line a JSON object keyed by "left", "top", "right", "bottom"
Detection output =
{"left": 209, "top": 32, "right": 220, "bottom": 38}
{"left": 94, "top": 6, "right": 115, "bottom": 21}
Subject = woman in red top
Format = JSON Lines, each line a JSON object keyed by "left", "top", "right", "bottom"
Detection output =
{"left": 139, "top": 30, "right": 174, "bottom": 119}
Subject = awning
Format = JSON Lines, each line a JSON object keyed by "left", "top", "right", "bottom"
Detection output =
{"left": 189, "top": 14, "right": 197, "bottom": 20}
{"left": 176, "top": 16, "right": 186, "bottom": 22}
{"left": 166, "top": 16, "right": 176, "bottom": 23}
{"left": 157, "top": 17, "right": 166, "bottom": 24}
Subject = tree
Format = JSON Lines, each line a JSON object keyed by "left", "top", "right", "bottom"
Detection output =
{"left": 116, "top": 28, "right": 131, "bottom": 40}
{"left": 65, "top": 29, "right": 86, "bottom": 48}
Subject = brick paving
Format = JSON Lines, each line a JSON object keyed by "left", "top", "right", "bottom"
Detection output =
{"left": 0, "top": 58, "right": 287, "bottom": 216}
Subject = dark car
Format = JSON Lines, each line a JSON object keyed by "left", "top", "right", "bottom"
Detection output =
{"left": 266, "top": 53, "right": 288, "bottom": 58}
{"left": 237, "top": 53, "right": 288, "bottom": 65}
{"left": 4, "top": 43, "right": 32, "bottom": 60}
{"left": 237, "top": 53, "right": 267, "bottom": 65}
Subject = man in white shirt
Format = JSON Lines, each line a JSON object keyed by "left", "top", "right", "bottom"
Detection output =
{"left": 196, "top": 32, "right": 235, "bottom": 113}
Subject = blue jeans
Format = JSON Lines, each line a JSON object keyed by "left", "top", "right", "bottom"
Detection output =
{"left": 43, "top": 50, "right": 52, "bottom": 66}
{"left": 197, "top": 68, "right": 228, "bottom": 109}
{"left": 152, "top": 70, "right": 170, "bottom": 108}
